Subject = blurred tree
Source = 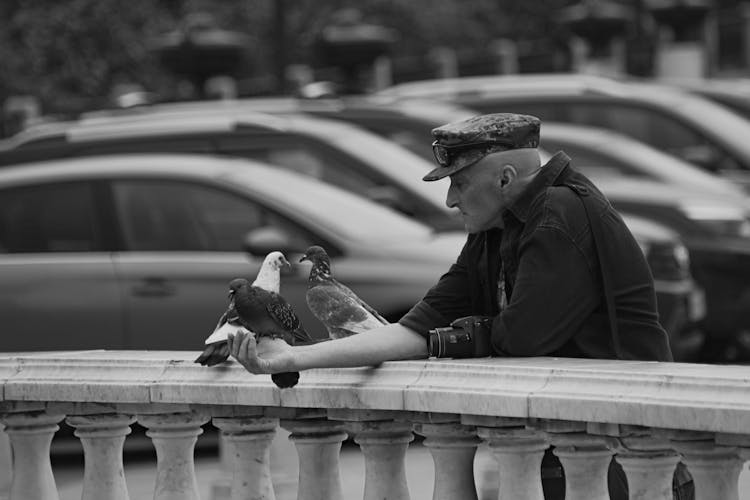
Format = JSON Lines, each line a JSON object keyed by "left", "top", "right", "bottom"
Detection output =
{"left": 0, "top": 0, "right": 588, "bottom": 122}
{"left": 0, "top": 0, "right": 178, "bottom": 115}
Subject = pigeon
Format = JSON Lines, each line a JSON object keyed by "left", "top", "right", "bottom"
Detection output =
{"left": 195, "top": 251, "right": 312, "bottom": 389}
{"left": 300, "top": 245, "right": 389, "bottom": 340}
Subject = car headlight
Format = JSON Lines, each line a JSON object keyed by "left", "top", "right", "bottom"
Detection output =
{"left": 678, "top": 203, "right": 750, "bottom": 238}
{"left": 642, "top": 240, "right": 691, "bottom": 281}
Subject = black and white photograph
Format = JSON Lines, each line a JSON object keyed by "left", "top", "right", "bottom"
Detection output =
{"left": 1, "top": 1, "right": 749, "bottom": 499}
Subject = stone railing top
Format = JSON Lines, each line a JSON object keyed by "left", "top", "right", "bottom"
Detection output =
{"left": 1, "top": 351, "right": 749, "bottom": 434}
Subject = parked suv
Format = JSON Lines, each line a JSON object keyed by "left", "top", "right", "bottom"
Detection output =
{"left": 0, "top": 109, "right": 461, "bottom": 231}
{"left": 377, "top": 73, "right": 750, "bottom": 193}
{"left": 89, "top": 95, "right": 477, "bottom": 161}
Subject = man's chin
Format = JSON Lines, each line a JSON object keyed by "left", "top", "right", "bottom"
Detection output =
{"left": 463, "top": 221, "right": 482, "bottom": 234}
{"left": 463, "top": 220, "right": 502, "bottom": 233}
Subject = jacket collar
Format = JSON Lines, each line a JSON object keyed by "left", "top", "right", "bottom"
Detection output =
{"left": 505, "top": 151, "right": 571, "bottom": 223}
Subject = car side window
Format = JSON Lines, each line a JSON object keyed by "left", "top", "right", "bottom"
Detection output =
{"left": 111, "top": 180, "right": 314, "bottom": 252}
{"left": 567, "top": 103, "right": 700, "bottom": 150}
{"left": 562, "top": 102, "right": 741, "bottom": 171}
{"left": 539, "top": 140, "right": 649, "bottom": 179}
{"left": 0, "top": 182, "right": 100, "bottom": 253}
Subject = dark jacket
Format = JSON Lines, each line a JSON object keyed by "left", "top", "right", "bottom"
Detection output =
{"left": 400, "top": 151, "right": 673, "bottom": 361}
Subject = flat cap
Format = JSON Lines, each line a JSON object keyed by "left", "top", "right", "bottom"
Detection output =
{"left": 424, "top": 113, "right": 541, "bottom": 181}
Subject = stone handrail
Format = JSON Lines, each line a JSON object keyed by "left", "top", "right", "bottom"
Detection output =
{"left": 1, "top": 350, "right": 749, "bottom": 499}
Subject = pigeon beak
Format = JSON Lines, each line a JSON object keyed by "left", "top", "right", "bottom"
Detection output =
{"left": 299, "top": 254, "right": 309, "bottom": 263}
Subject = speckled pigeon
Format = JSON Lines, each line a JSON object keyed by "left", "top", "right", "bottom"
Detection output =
{"left": 300, "top": 245, "right": 389, "bottom": 339}
{"left": 195, "top": 251, "right": 311, "bottom": 389}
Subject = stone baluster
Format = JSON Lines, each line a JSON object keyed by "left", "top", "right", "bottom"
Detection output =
{"left": 613, "top": 432, "right": 680, "bottom": 500}
{"left": 352, "top": 421, "right": 414, "bottom": 500}
{"left": 1, "top": 410, "right": 64, "bottom": 500}
{"left": 330, "top": 409, "right": 414, "bottom": 500}
{"left": 528, "top": 420, "right": 616, "bottom": 500}
{"left": 280, "top": 418, "right": 347, "bottom": 500}
{"left": 0, "top": 423, "right": 12, "bottom": 497}
{"left": 212, "top": 416, "right": 279, "bottom": 500}
{"left": 66, "top": 413, "right": 136, "bottom": 500}
{"left": 476, "top": 425, "right": 550, "bottom": 500}
{"left": 414, "top": 421, "right": 480, "bottom": 500}
{"left": 138, "top": 411, "right": 210, "bottom": 500}
{"left": 551, "top": 433, "right": 616, "bottom": 500}
{"left": 718, "top": 432, "right": 750, "bottom": 478}
{"left": 666, "top": 431, "right": 743, "bottom": 500}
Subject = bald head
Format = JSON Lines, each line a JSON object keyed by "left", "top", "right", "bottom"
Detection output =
{"left": 466, "top": 147, "right": 542, "bottom": 189}
{"left": 483, "top": 148, "right": 541, "bottom": 174}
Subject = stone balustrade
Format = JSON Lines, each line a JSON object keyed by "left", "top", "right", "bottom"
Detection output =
{"left": 1, "top": 350, "right": 749, "bottom": 499}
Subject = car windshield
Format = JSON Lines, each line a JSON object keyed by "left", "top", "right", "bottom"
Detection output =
{"left": 288, "top": 116, "right": 452, "bottom": 209}
{"left": 227, "top": 164, "right": 434, "bottom": 243}
{"left": 552, "top": 126, "right": 747, "bottom": 197}
{"left": 638, "top": 86, "right": 750, "bottom": 164}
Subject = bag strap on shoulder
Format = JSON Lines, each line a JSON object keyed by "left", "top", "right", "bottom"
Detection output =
{"left": 553, "top": 166, "right": 624, "bottom": 359}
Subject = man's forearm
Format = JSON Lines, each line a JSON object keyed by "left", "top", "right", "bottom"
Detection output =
{"left": 293, "top": 323, "right": 429, "bottom": 370}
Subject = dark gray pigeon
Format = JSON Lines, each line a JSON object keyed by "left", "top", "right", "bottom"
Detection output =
{"left": 195, "top": 251, "right": 311, "bottom": 389}
{"left": 300, "top": 245, "right": 389, "bottom": 339}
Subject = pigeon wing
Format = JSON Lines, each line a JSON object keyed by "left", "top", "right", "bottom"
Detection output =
{"left": 265, "top": 293, "right": 312, "bottom": 344}
{"left": 306, "top": 282, "right": 388, "bottom": 338}
{"left": 329, "top": 278, "right": 388, "bottom": 325}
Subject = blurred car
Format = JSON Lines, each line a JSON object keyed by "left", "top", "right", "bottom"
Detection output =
{"left": 540, "top": 122, "right": 750, "bottom": 201}
{"left": 658, "top": 78, "right": 750, "bottom": 122}
{"left": 84, "top": 95, "right": 478, "bottom": 161}
{"left": 0, "top": 109, "right": 462, "bottom": 231}
{"left": 0, "top": 153, "right": 469, "bottom": 349}
{"left": 0, "top": 154, "right": 700, "bottom": 359}
{"left": 376, "top": 73, "right": 750, "bottom": 192}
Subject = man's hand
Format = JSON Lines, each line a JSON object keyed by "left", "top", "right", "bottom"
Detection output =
{"left": 227, "top": 329, "right": 295, "bottom": 375}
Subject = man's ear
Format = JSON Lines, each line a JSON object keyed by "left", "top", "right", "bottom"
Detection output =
{"left": 499, "top": 164, "right": 516, "bottom": 188}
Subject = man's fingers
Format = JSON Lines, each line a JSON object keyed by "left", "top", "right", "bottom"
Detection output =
{"left": 238, "top": 330, "right": 252, "bottom": 359}
{"left": 232, "top": 330, "right": 265, "bottom": 374}
{"left": 227, "top": 330, "right": 241, "bottom": 358}
{"left": 226, "top": 332, "right": 235, "bottom": 355}
{"left": 243, "top": 331, "right": 258, "bottom": 360}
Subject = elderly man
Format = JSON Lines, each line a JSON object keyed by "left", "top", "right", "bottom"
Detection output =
{"left": 227, "top": 113, "right": 682, "bottom": 499}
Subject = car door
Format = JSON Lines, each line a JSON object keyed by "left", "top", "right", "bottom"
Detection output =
{"left": 108, "top": 177, "right": 317, "bottom": 350}
{"left": 0, "top": 181, "right": 125, "bottom": 350}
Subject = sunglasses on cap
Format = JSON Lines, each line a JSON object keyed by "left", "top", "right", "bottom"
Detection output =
{"left": 431, "top": 140, "right": 514, "bottom": 168}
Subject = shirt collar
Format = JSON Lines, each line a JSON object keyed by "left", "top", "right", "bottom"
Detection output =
{"left": 505, "top": 151, "right": 571, "bottom": 223}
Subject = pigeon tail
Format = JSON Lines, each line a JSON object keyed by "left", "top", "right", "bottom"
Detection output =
{"left": 195, "top": 341, "right": 230, "bottom": 366}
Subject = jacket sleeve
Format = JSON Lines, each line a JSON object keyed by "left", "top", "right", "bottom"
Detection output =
{"left": 399, "top": 236, "right": 475, "bottom": 338}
